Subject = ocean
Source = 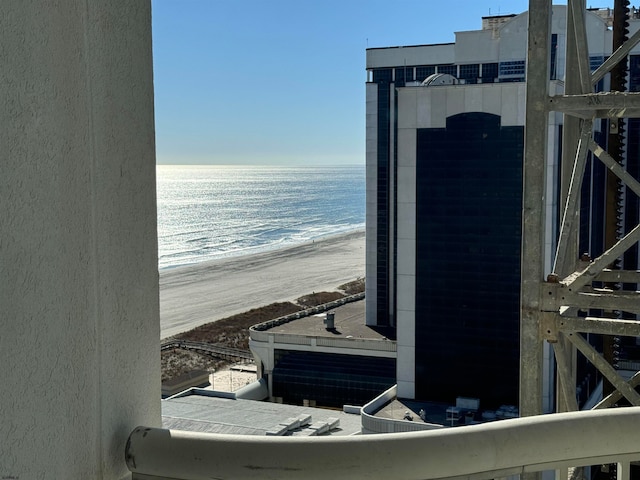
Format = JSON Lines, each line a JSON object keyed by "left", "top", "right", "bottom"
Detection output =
{"left": 156, "top": 164, "right": 365, "bottom": 269}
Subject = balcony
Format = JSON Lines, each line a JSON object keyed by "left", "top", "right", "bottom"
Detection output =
{"left": 126, "top": 407, "right": 640, "bottom": 480}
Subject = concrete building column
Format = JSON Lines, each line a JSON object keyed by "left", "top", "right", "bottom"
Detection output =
{"left": 0, "top": 2, "right": 160, "bottom": 478}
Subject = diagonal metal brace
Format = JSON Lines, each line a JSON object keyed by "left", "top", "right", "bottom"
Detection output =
{"left": 551, "top": 332, "right": 579, "bottom": 411}
{"left": 589, "top": 139, "right": 640, "bottom": 198}
{"left": 565, "top": 332, "right": 640, "bottom": 406}
{"left": 554, "top": 119, "right": 593, "bottom": 275}
{"left": 562, "top": 223, "right": 640, "bottom": 291}
{"left": 593, "top": 371, "right": 640, "bottom": 409}
{"left": 569, "top": 0, "right": 593, "bottom": 94}
{"left": 592, "top": 27, "right": 640, "bottom": 85}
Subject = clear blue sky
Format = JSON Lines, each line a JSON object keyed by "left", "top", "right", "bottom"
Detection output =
{"left": 151, "top": 1, "right": 610, "bottom": 165}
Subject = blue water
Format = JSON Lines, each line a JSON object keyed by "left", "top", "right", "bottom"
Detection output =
{"left": 156, "top": 165, "right": 365, "bottom": 269}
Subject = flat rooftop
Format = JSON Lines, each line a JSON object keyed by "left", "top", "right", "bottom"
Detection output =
{"left": 376, "top": 398, "right": 450, "bottom": 426}
{"left": 258, "top": 299, "right": 396, "bottom": 341}
{"left": 162, "top": 393, "right": 363, "bottom": 436}
{"left": 375, "top": 397, "right": 519, "bottom": 427}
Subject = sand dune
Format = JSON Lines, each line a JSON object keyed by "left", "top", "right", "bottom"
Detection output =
{"left": 160, "top": 230, "right": 365, "bottom": 338}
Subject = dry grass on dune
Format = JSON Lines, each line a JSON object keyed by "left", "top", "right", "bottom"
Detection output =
{"left": 338, "top": 278, "right": 365, "bottom": 295}
{"left": 175, "top": 302, "right": 303, "bottom": 349}
{"left": 161, "top": 349, "right": 228, "bottom": 382}
{"left": 296, "top": 291, "right": 345, "bottom": 308}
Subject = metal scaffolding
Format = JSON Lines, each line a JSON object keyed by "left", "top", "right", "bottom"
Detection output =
{"left": 522, "top": 0, "right": 640, "bottom": 419}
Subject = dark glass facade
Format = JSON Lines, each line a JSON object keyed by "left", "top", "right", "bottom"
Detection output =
{"left": 459, "top": 64, "right": 480, "bottom": 84}
{"left": 481, "top": 63, "right": 499, "bottom": 83}
{"left": 372, "top": 69, "right": 394, "bottom": 326}
{"left": 498, "top": 60, "right": 526, "bottom": 82}
{"left": 416, "top": 66, "right": 436, "bottom": 82}
{"left": 550, "top": 34, "right": 558, "bottom": 80}
{"left": 414, "top": 112, "right": 523, "bottom": 408}
{"left": 437, "top": 64, "right": 457, "bottom": 76}
{"left": 579, "top": 127, "right": 607, "bottom": 259}
{"left": 369, "top": 55, "right": 537, "bottom": 326}
{"left": 626, "top": 55, "right": 640, "bottom": 277}
{"left": 272, "top": 350, "right": 396, "bottom": 408}
{"left": 395, "top": 66, "right": 413, "bottom": 85}
{"left": 625, "top": 118, "right": 640, "bottom": 275}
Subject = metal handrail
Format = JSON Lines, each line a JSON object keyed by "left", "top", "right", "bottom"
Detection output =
{"left": 161, "top": 339, "right": 253, "bottom": 361}
{"left": 126, "top": 407, "right": 640, "bottom": 480}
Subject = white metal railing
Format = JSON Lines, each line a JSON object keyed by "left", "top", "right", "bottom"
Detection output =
{"left": 126, "top": 407, "right": 640, "bottom": 480}
{"left": 315, "top": 336, "right": 396, "bottom": 351}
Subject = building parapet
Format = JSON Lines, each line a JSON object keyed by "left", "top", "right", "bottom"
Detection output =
{"left": 361, "top": 386, "right": 443, "bottom": 434}
{"left": 250, "top": 329, "right": 396, "bottom": 354}
{"left": 251, "top": 292, "right": 365, "bottom": 333}
{"left": 249, "top": 292, "right": 395, "bottom": 355}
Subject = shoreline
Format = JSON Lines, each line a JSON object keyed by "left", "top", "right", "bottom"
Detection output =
{"left": 159, "top": 225, "right": 365, "bottom": 271}
{"left": 160, "top": 229, "right": 365, "bottom": 338}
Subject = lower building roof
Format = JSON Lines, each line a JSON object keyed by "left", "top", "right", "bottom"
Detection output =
{"left": 162, "top": 392, "right": 363, "bottom": 436}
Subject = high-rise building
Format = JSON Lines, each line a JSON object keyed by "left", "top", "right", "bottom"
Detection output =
{"left": 365, "top": 6, "right": 628, "bottom": 409}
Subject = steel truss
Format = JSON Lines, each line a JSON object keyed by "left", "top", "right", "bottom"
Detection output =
{"left": 522, "top": 0, "right": 640, "bottom": 418}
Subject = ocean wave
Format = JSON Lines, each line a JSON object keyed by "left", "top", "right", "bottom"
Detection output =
{"left": 157, "top": 165, "right": 365, "bottom": 269}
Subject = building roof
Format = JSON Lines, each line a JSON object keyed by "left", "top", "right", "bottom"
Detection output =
{"left": 256, "top": 299, "right": 395, "bottom": 341}
{"left": 366, "top": 42, "right": 454, "bottom": 51}
{"left": 162, "top": 393, "right": 363, "bottom": 436}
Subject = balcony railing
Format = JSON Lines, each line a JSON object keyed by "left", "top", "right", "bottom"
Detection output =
{"left": 126, "top": 407, "right": 640, "bottom": 480}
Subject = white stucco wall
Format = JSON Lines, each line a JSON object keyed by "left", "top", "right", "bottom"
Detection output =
{"left": 366, "top": 44, "right": 455, "bottom": 70}
{"left": 398, "top": 83, "right": 525, "bottom": 131}
{"left": 396, "top": 102, "right": 417, "bottom": 398}
{"left": 454, "top": 29, "right": 499, "bottom": 64}
{"left": 1, "top": 2, "right": 160, "bottom": 479}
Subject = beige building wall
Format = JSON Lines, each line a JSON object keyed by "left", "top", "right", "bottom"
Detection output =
{"left": 1, "top": 2, "right": 160, "bottom": 478}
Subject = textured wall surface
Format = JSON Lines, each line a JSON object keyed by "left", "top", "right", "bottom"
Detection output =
{"left": 0, "top": 2, "right": 160, "bottom": 478}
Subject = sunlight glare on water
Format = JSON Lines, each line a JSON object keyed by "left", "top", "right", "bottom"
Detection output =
{"left": 156, "top": 165, "right": 365, "bottom": 269}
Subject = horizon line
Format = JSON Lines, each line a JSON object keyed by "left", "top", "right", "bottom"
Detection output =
{"left": 156, "top": 163, "right": 365, "bottom": 167}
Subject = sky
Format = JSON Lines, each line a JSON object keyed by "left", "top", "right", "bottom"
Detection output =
{"left": 151, "top": 1, "right": 612, "bottom": 166}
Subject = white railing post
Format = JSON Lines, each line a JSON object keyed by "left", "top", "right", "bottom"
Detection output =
{"left": 617, "top": 461, "right": 631, "bottom": 480}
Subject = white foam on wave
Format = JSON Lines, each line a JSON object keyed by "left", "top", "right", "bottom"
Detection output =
{"left": 156, "top": 165, "right": 365, "bottom": 270}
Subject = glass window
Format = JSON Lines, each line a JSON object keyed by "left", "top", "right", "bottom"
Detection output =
{"left": 630, "top": 55, "right": 640, "bottom": 92}
{"left": 498, "top": 60, "right": 525, "bottom": 82}
{"left": 395, "top": 66, "right": 414, "bottom": 83}
{"left": 550, "top": 33, "right": 558, "bottom": 80}
{"left": 589, "top": 55, "right": 605, "bottom": 72}
{"left": 437, "top": 64, "right": 457, "bottom": 76}
{"left": 481, "top": 63, "right": 498, "bottom": 83}
{"left": 372, "top": 68, "right": 392, "bottom": 84}
{"left": 416, "top": 65, "right": 436, "bottom": 82}
{"left": 459, "top": 64, "right": 479, "bottom": 84}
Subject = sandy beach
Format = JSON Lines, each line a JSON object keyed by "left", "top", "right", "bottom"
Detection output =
{"left": 160, "top": 229, "right": 365, "bottom": 338}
